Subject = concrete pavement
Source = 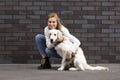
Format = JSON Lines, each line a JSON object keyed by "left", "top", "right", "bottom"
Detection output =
{"left": 0, "top": 64, "right": 120, "bottom": 80}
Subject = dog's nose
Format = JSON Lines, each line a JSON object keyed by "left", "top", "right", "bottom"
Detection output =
{"left": 50, "top": 39, "right": 53, "bottom": 43}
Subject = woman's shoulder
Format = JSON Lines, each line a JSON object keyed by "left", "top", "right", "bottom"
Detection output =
{"left": 61, "top": 25, "right": 69, "bottom": 32}
{"left": 44, "top": 26, "right": 48, "bottom": 30}
{"left": 44, "top": 26, "right": 49, "bottom": 31}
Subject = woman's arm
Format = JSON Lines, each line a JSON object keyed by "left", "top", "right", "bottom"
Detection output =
{"left": 61, "top": 26, "right": 81, "bottom": 52}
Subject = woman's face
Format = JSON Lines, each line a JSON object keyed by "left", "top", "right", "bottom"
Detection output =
{"left": 48, "top": 17, "right": 57, "bottom": 29}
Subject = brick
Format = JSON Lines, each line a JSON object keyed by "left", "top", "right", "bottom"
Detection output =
{"left": 110, "top": 0, "right": 119, "bottom": 1}
{"left": 95, "top": 42, "right": 108, "bottom": 46}
{"left": 0, "top": 33, "right": 12, "bottom": 36}
{"left": 0, "top": 6, "right": 12, "bottom": 10}
{"left": 0, "top": 15, "right": 12, "bottom": 19}
{"left": 102, "top": 2, "right": 115, "bottom": 6}
{"left": 69, "top": 7, "right": 81, "bottom": 10}
{"left": 0, "top": 24, "right": 12, "bottom": 28}
{"left": 89, "top": 56, "right": 101, "bottom": 60}
{"left": 102, "top": 38, "right": 115, "bottom": 42}
{"left": 13, "top": 6, "right": 26, "bottom": 10}
{"left": 34, "top": 2, "right": 46, "bottom": 6}
{"left": 0, "top": 2, "right": 5, "bottom": 5}
{"left": 74, "top": 29, "right": 87, "bottom": 33}
{"left": 13, "top": 15, "right": 26, "bottom": 19}
{"left": 81, "top": 33, "right": 95, "bottom": 37}
{"left": 102, "top": 20, "right": 115, "bottom": 24}
{"left": 19, "top": 2, "right": 32, "bottom": 6}
{"left": 74, "top": 20, "right": 87, "bottom": 24}
{"left": 5, "top": 37, "right": 19, "bottom": 41}
{"left": 96, "top": 16, "right": 109, "bottom": 19}
{"left": 88, "top": 47, "right": 101, "bottom": 50}
{"left": 115, "top": 29, "right": 120, "bottom": 33}
{"left": 41, "top": 6, "right": 54, "bottom": 10}
{"left": 54, "top": 6, "right": 68, "bottom": 10}
{"left": 47, "top": 2, "right": 60, "bottom": 6}
{"left": 88, "top": 20, "right": 101, "bottom": 24}
{"left": 6, "top": 46, "right": 18, "bottom": 50}
{"left": 82, "top": 15, "right": 95, "bottom": 19}
{"left": 88, "top": 37, "right": 101, "bottom": 41}
{"left": 102, "top": 29, "right": 114, "bottom": 33}
{"left": 27, "top": 6, "right": 40, "bottom": 10}
{"left": 109, "top": 25, "right": 120, "bottom": 29}
{"left": 61, "top": 11, "right": 73, "bottom": 15}
{"left": 63, "top": 20, "right": 74, "bottom": 24}
{"left": 110, "top": 33, "right": 120, "bottom": 37}
{"left": 102, "top": 11, "right": 115, "bottom": 15}
{"left": 13, "top": 33, "right": 25, "bottom": 37}
{"left": 82, "top": 0, "right": 95, "bottom": 1}
{"left": 88, "top": 2, "right": 101, "bottom": 6}
{"left": 82, "top": 42, "right": 94, "bottom": 46}
{"left": 116, "top": 56, "right": 120, "bottom": 60}
{"left": 19, "top": 20, "right": 32, "bottom": 24}
{"left": 115, "top": 38, "right": 120, "bottom": 41}
{"left": 61, "top": 2, "right": 74, "bottom": 6}
{"left": 0, "top": 46, "right": 5, "bottom": 50}
{"left": 0, "top": 20, "right": 4, "bottom": 24}
{"left": 27, "top": 15, "right": 40, "bottom": 19}
{"left": 6, "top": 2, "right": 19, "bottom": 5}
{"left": 95, "top": 33, "right": 108, "bottom": 37}
{"left": 102, "top": 55, "right": 116, "bottom": 60}
{"left": 88, "top": 29, "right": 101, "bottom": 33}
{"left": 33, "top": 11, "right": 46, "bottom": 14}
{"left": 75, "top": 2, "right": 87, "bottom": 6}
{"left": 110, "top": 16, "right": 120, "bottom": 19}
{"left": 96, "top": 0, "right": 108, "bottom": 1}
{"left": 82, "top": 7, "right": 95, "bottom": 10}
{"left": 82, "top": 24, "right": 95, "bottom": 28}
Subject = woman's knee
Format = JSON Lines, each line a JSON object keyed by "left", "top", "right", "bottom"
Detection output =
{"left": 35, "top": 34, "right": 45, "bottom": 41}
{"left": 45, "top": 48, "right": 61, "bottom": 58}
{"left": 45, "top": 48, "right": 51, "bottom": 56}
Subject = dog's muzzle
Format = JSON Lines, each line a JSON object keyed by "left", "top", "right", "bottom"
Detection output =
{"left": 50, "top": 39, "right": 54, "bottom": 43}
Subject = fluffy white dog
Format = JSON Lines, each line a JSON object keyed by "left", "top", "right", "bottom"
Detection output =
{"left": 49, "top": 29, "right": 109, "bottom": 71}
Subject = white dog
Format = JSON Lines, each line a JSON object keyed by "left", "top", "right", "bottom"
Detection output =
{"left": 49, "top": 29, "right": 109, "bottom": 71}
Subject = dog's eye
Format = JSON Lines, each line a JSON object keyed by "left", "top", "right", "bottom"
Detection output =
{"left": 54, "top": 34, "right": 56, "bottom": 36}
{"left": 50, "top": 33, "right": 51, "bottom": 36}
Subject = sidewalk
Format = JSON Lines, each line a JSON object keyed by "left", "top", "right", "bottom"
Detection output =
{"left": 0, "top": 64, "right": 119, "bottom": 80}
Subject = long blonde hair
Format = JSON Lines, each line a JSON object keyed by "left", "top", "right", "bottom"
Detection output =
{"left": 47, "top": 12, "right": 63, "bottom": 30}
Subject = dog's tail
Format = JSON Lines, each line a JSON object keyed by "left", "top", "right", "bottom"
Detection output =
{"left": 85, "top": 64, "right": 109, "bottom": 71}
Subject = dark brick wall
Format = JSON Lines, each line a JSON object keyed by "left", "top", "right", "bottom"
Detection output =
{"left": 0, "top": 0, "right": 120, "bottom": 63}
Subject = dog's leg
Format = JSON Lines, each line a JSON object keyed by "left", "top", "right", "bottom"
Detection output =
{"left": 58, "top": 54, "right": 66, "bottom": 71}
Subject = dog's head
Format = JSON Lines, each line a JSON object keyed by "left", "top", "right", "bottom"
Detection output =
{"left": 49, "top": 29, "right": 62, "bottom": 43}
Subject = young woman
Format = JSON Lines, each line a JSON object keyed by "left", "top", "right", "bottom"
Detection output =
{"left": 35, "top": 12, "right": 81, "bottom": 69}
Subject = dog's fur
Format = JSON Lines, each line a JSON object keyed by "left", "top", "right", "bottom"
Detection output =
{"left": 49, "top": 29, "right": 109, "bottom": 71}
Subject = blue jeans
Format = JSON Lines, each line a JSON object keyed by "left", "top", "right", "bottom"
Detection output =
{"left": 35, "top": 34, "right": 61, "bottom": 58}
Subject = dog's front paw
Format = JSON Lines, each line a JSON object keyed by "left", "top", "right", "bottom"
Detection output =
{"left": 69, "top": 67, "right": 78, "bottom": 71}
{"left": 58, "top": 67, "right": 64, "bottom": 71}
{"left": 104, "top": 67, "right": 109, "bottom": 71}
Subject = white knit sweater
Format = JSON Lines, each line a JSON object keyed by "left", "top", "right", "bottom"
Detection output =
{"left": 44, "top": 26, "right": 81, "bottom": 52}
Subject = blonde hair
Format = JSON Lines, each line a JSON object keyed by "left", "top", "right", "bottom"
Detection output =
{"left": 47, "top": 12, "right": 63, "bottom": 30}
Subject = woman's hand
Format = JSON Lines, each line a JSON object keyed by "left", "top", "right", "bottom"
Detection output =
{"left": 66, "top": 50, "right": 72, "bottom": 60}
{"left": 57, "top": 35, "right": 64, "bottom": 42}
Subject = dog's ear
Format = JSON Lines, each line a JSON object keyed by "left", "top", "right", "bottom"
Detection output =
{"left": 48, "top": 30, "right": 51, "bottom": 38}
{"left": 57, "top": 30, "right": 62, "bottom": 39}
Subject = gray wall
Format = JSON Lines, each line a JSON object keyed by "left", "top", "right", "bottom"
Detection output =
{"left": 0, "top": 0, "right": 120, "bottom": 63}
